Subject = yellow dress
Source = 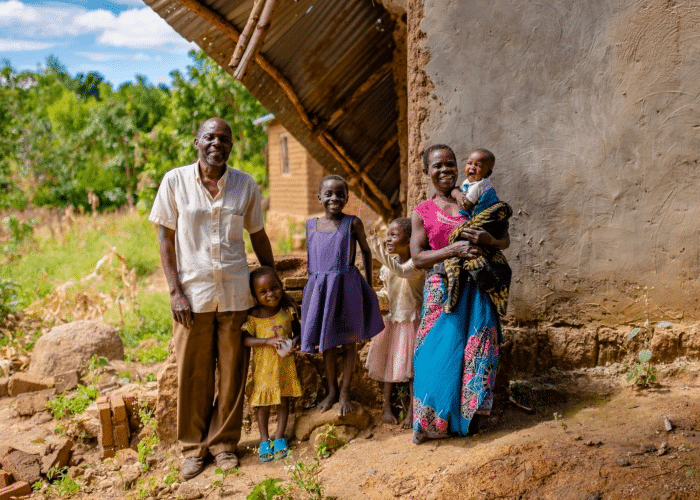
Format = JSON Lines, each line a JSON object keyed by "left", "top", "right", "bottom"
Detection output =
{"left": 243, "top": 307, "right": 302, "bottom": 407}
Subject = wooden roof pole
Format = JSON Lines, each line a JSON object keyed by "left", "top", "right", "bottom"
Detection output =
{"left": 233, "top": 0, "right": 277, "bottom": 80}
{"left": 173, "top": 0, "right": 395, "bottom": 218}
{"left": 228, "top": 0, "right": 265, "bottom": 69}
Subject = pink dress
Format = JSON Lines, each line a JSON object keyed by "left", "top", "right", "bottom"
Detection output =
{"left": 364, "top": 235, "right": 425, "bottom": 383}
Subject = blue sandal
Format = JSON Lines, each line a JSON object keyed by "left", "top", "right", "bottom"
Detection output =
{"left": 259, "top": 440, "right": 273, "bottom": 462}
{"left": 273, "top": 438, "right": 288, "bottom": 460}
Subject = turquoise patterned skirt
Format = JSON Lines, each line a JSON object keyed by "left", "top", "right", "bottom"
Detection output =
{"left": 413, "top": 269, "right": 501, "bottom": 441}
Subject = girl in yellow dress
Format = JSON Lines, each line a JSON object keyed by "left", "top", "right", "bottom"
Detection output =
{"left": 243, "top": 266, "right": 302, "bottom": 461}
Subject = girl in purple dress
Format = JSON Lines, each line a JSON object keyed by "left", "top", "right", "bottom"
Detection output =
{"left": 301, "top": 174, "right": 384, "bottom": 416}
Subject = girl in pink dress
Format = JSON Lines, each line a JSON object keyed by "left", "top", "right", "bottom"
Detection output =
{"left": 365, "top": 218, "right": 425, "bottom": 427}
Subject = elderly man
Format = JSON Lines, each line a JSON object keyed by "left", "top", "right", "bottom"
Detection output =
{"left": 149, "top": 117, "right": 275, "bottom": 479}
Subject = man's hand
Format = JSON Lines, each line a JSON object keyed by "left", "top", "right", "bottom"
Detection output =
{"left": 170, "top": 290, "right": 193, "bottom": 328}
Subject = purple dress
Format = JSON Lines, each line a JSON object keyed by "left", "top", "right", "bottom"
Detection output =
{"left": 301, "top": 214, "right": 384, "bottom": 353}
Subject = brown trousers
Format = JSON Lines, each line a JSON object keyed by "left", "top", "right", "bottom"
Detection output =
{"left": 173, "top": 310, "right": 249, "bottom": 458}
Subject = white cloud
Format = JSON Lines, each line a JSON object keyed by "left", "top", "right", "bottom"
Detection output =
{"left": 77, "top": 51, "right": 152, "bottom": 62}
{"left": 0, "top": 38, "right": 57, "bottom": 51}
{"left": 0, "top": 1, "right": 192, "bottom": 51}
{"left": 95, "top": 8, "right": 192, "bottom": 51}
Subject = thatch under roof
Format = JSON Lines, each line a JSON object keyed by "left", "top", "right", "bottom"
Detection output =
{"left": 144, "top": 0, "right": 402, "bottom": 220}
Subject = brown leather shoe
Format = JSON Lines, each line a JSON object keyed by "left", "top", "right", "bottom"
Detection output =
{"left": 181, "top": 456, "right": 205, "bottom": 480}
{"left": 215, "top": 451, "right": 239, "bottom": 472}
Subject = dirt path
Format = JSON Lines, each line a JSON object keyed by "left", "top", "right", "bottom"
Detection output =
{"left": 4, "top": 361, "right": 700, "bottom": 499}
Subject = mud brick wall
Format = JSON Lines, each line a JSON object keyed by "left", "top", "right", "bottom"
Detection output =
{"left": 407, "top": 0, "right": 700, "bottom": 326}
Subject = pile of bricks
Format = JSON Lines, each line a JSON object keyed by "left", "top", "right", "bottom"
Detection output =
{"left": 0, "top": 447, "right": 41, "bottom": 500}
{"left": 97, "top": 395, "right": 138, "bottom": 459}
{"left": 283, "top": 276, "right": 307, "bottom": 304}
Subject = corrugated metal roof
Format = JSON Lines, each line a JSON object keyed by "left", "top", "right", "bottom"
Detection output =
{"left": 144, "top": 0, "right": 401, "bottom": 219}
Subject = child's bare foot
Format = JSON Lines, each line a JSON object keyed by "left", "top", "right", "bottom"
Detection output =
{"left": 382, "top": 407, "right": 398, "bottom": 425}
{"left": 401, "top": 413, "right": 412, "bottom": 429}
{"left": 338, "top": 391, "right": 353, "bottom": 416}
{"left": 318, "top": 389, "right": 338, "bottom": 412}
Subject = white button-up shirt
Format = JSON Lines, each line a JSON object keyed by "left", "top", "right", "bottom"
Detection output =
{"left": 149, "top": 162, "right": 264, "bottom": 313}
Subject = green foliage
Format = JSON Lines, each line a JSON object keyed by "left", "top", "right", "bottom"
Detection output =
{"left": 45, "top": 467, "right": 81, "bottom": 497}
{"left": 211, "top": 467, "right": 240, "bottom": 494}
{"left": 137, "top": 404, "right": 159, "bottom": 470}
{"left": 3, "top": 215, "right": 36, "bottom": 245}
{"left": 553, "top": 412, "right": 568, "bottom": 431}
{"left": 0, "top": 213, "right": 161, "bottom": 308}
{"left": 315, "top": 424, "right": 336, "bottom": 458}
{"left": 0, "top": 52, "right": 268, "bottom": 211}
{"left": 0, "top": 277, "right": 20, "bottom": 321}
{"left": 287, "top": 455, "right": 325, "bottom": 500}
{"left": 46, "top": 385, "right": 98, "bottom": 420}
{"left": 624, "top": 327, "right": 657, "bottom": 387}
{"left": 132, "top": 342, "right": 168, "bottom": 364}
{"left": 247, "top": 478, "right": 287, "bottom": 500}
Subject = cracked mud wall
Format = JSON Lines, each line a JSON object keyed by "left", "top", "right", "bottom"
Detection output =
{"left": 408, "top": 0, "right": 700, "bottom": 325}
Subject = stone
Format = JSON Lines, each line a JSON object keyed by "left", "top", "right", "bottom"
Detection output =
{"left": 0, "top": 447, "right": 42, "bottom": 484}
{"left": 616, "top": 457, "right": 631, "bottom": 467}
{"left": 155, "top": 349, "right": 178, "bottom": 444}
{"left": 53, "top": 370, "right": 80, "bottom": 394}
{"left": 177, "top": 482, "right": 203, "bottom": 500}
{"left": 67, "top": 402, "right": 100, "bottom": 439}
{"left": 40, "top": 439, "right": 72, "bottom": 476}
{"left": 294, "top": 402, "right": 371, "bottom": 441}
{"left": 8, "top": 373, "right": 54, "bottom": 397}
{"left": 310, "top": 425, "right": 359, "bottom": 453}
{"left": 14, "top": 389, "right": 54, "bottom": 417}
{"left": 120, "top": 464, "right": 141, "bottom": 488}
{"left": 115, "top": 449, "right": 138, "bottom": 466}
{"left": 0, "top": 378, "right": 8, "bottom": 398}
{"left": 28, "top": 320, "right": 124, "bottom": 378}
{"left": 0, "top": 470, "right": 11, "bottom": 488}
{"left": 0, "top": 481, "right": 31, "bottom": 500}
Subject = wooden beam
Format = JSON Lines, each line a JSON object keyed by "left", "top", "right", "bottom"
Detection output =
{"left": 361, "top": 134, "right": 398, "bottom": 175}
{"left": 228, "top": 0, "right": 265, "bottom": 69}
{"left": 232, "top": 0, "right": 277, "bottom": 80}
{"left": 172, "top": 0, "right": 396, "bottom": 218}
{"left": 325, "top": 62, "right": 393, "bottom": 129}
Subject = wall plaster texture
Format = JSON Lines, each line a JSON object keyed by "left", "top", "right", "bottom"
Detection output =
{"left": 416, "top": 0, "right": 700, "bottom": 325}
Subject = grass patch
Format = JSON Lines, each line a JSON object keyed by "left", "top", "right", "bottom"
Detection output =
{"left": 0, "top": 212, "right": 160, "bottom": 308}
{"left": 46, "top": 385, "right": 99, "bottom": 420}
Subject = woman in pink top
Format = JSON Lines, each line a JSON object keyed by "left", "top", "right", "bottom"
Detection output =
{"left": 410, "top": 144, "right": 511, "bottom": 444}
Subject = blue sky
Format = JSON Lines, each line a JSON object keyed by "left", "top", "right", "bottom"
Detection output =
{"left": 0, "top": 0, "right": 197, "bottom": 87}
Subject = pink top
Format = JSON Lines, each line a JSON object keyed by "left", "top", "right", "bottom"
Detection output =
{"left": 414, "top": 197, "right": 469, "bottom": 250}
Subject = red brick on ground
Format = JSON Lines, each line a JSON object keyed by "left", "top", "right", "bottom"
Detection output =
{"left": 7, "top": 373, "right": 53, "bottom": 396}
{"left": 110, "top": 395, "right": 128, "bottom": 423}
{"left": 14, "top": 389, "right": 54, "bottom": 417}
{"left": 0, "top": 481, "right": 31, "bottom": 500}
{"left": 40, "top": 439, "right": 72, "bottom": 476}
{"left": 0, "top": 448, "right": 41, "bottom": 485}
{"left": 113, "top": 422, "right": 130, "bottom": 450}
{"left": 0, "top": 470, "right": 11, "bottom": 488}
{"left": 53, "top": 370, "right": 79, "bottom": 393}
{"left": 97, "top": 397, "right": 114, "bottom": 448}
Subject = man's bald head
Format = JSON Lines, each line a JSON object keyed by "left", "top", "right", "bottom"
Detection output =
{"left": 196, "top": 117, "right": 232, "bottom": 139}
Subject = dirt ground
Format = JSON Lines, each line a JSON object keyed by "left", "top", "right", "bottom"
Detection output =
{"left": 4, "top": 359, "right": 700, "bottom": 500}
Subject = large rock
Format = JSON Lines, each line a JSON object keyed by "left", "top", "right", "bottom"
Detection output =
{"left": 294, "top": 402, "right": 371, "bottom": 442}
{"left": 155, "top": 346, "right": 178, "bottom": 444}
{"left": 29, "top": 321, "right": 124, "bottom": 378}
